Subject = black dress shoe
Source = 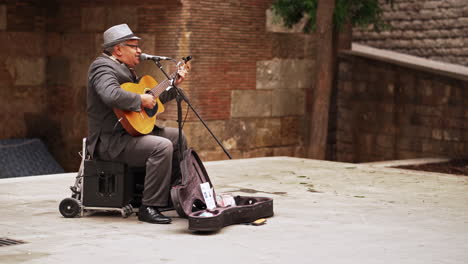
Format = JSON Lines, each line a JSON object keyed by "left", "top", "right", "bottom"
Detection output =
{"left": 138, "top": 205, "right": 172, "bottom": 224}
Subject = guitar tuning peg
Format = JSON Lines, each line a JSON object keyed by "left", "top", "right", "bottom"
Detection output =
{"left": 182, "top": 56, "right": 192, "bottom": 63}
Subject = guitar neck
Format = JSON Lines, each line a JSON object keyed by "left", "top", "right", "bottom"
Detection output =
{"left": 149, "top": 58, "right": 188, "bottom": 98}
{"left": 150, "top": 75, "right": 176, "bottom": 98}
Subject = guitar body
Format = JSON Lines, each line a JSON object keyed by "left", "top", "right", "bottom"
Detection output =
{"left": 113, "top": 75, "right": 165, "bottom": 136}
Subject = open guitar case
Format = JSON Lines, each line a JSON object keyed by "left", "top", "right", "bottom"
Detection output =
{"left": 171, "top": 148, "right": 274, "bottom": 232}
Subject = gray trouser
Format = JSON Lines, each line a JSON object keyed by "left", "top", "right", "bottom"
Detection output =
{"left": 99, "top": 126, "right": 187, "bottom": 207}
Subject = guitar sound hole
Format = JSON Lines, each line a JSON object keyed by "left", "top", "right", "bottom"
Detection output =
{"left": 144, "top": 104, "right": 158, "bottom": 117}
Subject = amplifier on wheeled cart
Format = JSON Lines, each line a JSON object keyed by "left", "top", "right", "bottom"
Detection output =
{"left": 82, "top": 160, "right": 134, "bottom": 208}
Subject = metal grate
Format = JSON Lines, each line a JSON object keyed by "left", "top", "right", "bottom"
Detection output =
{"left": 0, "top": 238, "right": 26, "bottom": 247}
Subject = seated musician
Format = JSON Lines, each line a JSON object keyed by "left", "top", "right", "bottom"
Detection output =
{"left": 86, "top": 24, "right": 187, "bottom": 224}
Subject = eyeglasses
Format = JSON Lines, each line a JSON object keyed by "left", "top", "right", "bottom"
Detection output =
{"left": 122, "top": 44, "right": 140, "bottom": 50}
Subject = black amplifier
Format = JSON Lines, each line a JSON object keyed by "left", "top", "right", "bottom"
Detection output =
{"left": 82, "top": 160, "right": 134, "bottom": 207}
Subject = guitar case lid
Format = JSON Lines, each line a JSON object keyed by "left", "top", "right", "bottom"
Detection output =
{"left": 171, "top": 149, "right": 274, "bottom": 231}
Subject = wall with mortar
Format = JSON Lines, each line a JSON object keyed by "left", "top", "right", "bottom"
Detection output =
{"left": 0, "top": 0, "right": 50, "bottom": 168}
{"left": 0, "top": 0, "right": 185, "bottom": 171}
{"left": 334, "top": 46, "right": 468, "bottom": 163}
{"left": 159, "top": 1, "right": 315, "bottom": 161}
{"left": 0, "top": 0, "right": 315, "bottom": 171}
{"left": 353, "top": 0, "right": 468, "bottom": 67}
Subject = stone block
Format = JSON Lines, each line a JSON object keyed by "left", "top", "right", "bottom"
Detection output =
{"left": 69, "top": 58, "right": 90, "bottom": 87}
{"left": 46, "top": 33, "right": 64, "bottom": 57}
{"left": 47, "top": 84, "right": 74, "bottom": 114}
{"left": 47, "top": 56, "right": 70, "bottom": 86}
{"left": 93, "top": 32, "right": 103, "bottom": 53}
{"left": 58, "top": 110, "right": 87, "bottom": 142}
{"left": 400, "top": 125, "right": 431, "bottom": 139}
{"left": 336, "top": 152, "right": 355, "bottom": 163}
{"left": 0, "top": 5, "right": 5, "bottom": 30}
{"left": 443, "top": 129, "right": 462, "bottom": 141}
{"left": 0, "top": 33, "right": 45, "bottom": 57}
{"left": 242, "top": 147, "right": 274, "bottom": 159}
{"left": 23, "top": 113, "right": 58, "bottom": 142}
{"left": 255, "top": 118, "right": 282, "bottom": 148}
{"left": 181, "top": 118, "right": 256, "bottom": 154}
{"left": 188, "top": 117, "right": 284, "bottom": 153}
{"left": 223, "top": 119, "right": 256, "bottom": 149}
{"left": 398, "top": 138, "right": 422, "bottom": 151}
{"left": 0, "top": 59, "right": 13, "bottom": 86}
{"left": 294, "top": 146, "right": 305, "bottom": 157}
{"left": 0, "top": 114, "right": 27, "bottom": 139}
{"left": 257, "top": 59, "right": 280, "bottom": 89}
{"left": 0, "top": 84, "right": 47, "bottom": 141}
{"left": 376, "top": 135, "right": 395, "bottom": 148}
{"left": 107, "top": 7, "right": 138, "bottom": 31}
{"left": 338, "top": 62, "right": 352, "bottom": 81}
{"left": 360, "top": 133, "right": 376, "bottom": 154}
{"left": 281, "top": 116, "right": 303, "bottom": 145}
{"left": 428, "top": 141, "right": 449, "bottom": 156}
{"left": 396, "top": 150, "right": 425, "bottom": 160}
{"left": 265, "top": 8, "right": 307, "bottom": 33}
{"left": 273, "top": 146, "right": 295, "bottom": 157}
{"left": 270, "top": 33, "right": 316, "bottom": 58}
{"left": 47, "top": 6, "right": 81, "bottom": 33}
{"left": 231, "top": 90, "right": 272, "bottom": 118}
{"left": 81, "top": 7, "right": 106, "bottom": 32}
{"left": 62, "top": 33, "right": 96, "bottom": 59}
{"left": 336, "top": 129, "right": 353, "bottom": 144}
{"left": 446, "top": 106, "right": 465, "bottom": 118}
{"left": 256, "top": 59, "right": 314, "bottom": 90}
{"left": 336, "top": 141, "right": 355, "bottom": 154}
{"left": 189, "top": 118, "right": 281, "bottom": 153}
{"left": 6, "top": 57, "right": 45, "bottom": 86}
{"left": 272, "top": 88, "right": 305, "bottom": 117}
{"left": 181, "top": 120, "right": 227, "bottom": 151}
{"left": 198, "top": 149, "right": 239, "bottom": 161}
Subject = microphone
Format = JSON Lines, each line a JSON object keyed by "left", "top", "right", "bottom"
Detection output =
{"left": 140, "top": 53, "right": 173, "bottom": 61}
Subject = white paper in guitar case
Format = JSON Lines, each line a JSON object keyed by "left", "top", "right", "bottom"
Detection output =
{"left": 200, "top": 182, "right": 216, "bottom": 210}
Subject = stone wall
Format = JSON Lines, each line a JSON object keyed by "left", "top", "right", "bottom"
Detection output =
{"left": 0, "top": 0, "right": 181, "bottom": 172}
{"left": 353, "top": 0, "right": 468, "bottom": 66}
{"left": 0, "top": 0, "right": 50, "bottom": 167}
{"left": 0, "top": 0, "right": 314, "bottom": 171}
{"left": 158, "top": 3, "right": 315, "bottom": 161}
{"left": 334, "top": 45, "right": 468, "bottom": 162}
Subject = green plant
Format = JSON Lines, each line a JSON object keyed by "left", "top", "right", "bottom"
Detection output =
{"left": 271, "top": 0, "right": 393, "bottom": 32}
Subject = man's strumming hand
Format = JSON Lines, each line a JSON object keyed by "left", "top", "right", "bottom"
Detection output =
{"left": 141, "top": 93, "right": 156, "bottom": 109}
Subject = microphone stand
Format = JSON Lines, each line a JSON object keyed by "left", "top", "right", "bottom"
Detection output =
{"left": 152, "top": 58, "right": 232, "bottom": 160}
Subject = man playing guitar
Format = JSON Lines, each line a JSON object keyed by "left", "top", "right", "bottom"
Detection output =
{"left": 87, "top": 24, "right": 187, "bottom": 224}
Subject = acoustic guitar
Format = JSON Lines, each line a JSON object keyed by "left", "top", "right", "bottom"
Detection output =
{"left": 114, "top": 57, "right": 191, "bottom": 136}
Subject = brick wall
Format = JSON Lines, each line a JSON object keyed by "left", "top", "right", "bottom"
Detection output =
{"left": 159, "top": 1, "right": 315, "bottom": 161}
{"left": 353, "top": 0, "right": 468, "bottom": 66}
{"left": 334, "top": 46, "right": 468, "bottom": 163}
{"left": 1, "top": 0, "right": 314, "bottom": 171}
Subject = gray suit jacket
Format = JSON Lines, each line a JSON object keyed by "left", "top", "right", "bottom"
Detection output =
{"left": 86, "top": 54, "right": 176, "bottom": 159}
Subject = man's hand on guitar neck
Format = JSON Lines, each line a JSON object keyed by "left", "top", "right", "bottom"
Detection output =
{"left": 174, "top": 61, "right": 189, "bottom": 86}
{"left": 141, "top": 93, "right": 156, "bottom": 109}
{"left": 174, "top": 75, "right": 185, "bottom": 86}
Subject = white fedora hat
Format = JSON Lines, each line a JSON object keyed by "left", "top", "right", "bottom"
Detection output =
{"left": 102, "top": 24, "right": 140, "bottom": 48}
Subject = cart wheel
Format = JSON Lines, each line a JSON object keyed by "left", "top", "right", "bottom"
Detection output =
{"left": 121, "top": 204, "right": 133, "bottom": 218}
{"left": 59, "top": 198, "right": 81, "bottom": 218}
